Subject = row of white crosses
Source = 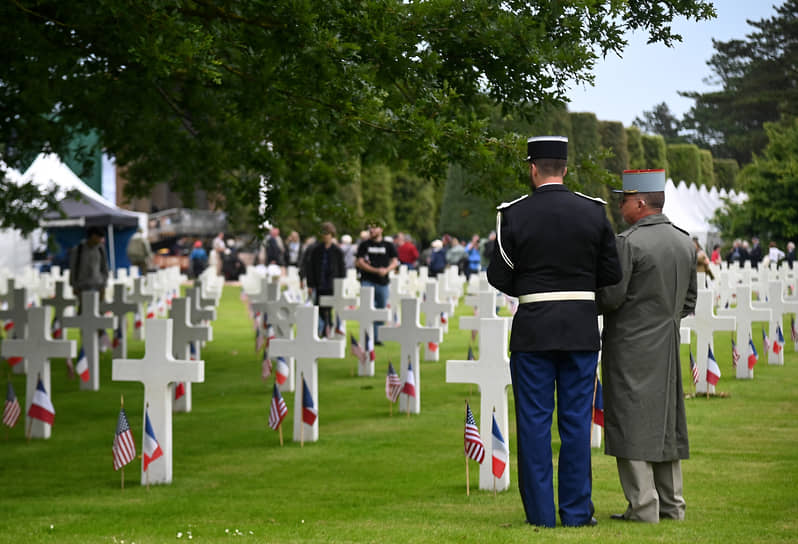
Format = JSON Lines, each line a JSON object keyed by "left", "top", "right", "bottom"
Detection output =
{"left": 250, "top": 277, "right": 299, "bottom": 393}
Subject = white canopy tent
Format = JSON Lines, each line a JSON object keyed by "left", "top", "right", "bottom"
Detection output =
{"left": 662, "top": 178, "right": 747, "bottom": 249}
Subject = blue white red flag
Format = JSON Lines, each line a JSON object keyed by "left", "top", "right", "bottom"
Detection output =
{"left": 3, "top": 382, "right": 21, "bottom": 428}
{"left": 707, "top": 345, "right": 721, "bottom": 385}
{"left": 689, "top": 349, "right": 699, "bottom": 384}
{"left": 189, "top": 341, "right": 197, "bottom": 360}
{"left": 773, "top": 325, "right": 784, "bottom": 354}
{"left": 747, "top": 337, "right": 758, "bottom": 370}
{"left": 401, "top": 362, "right": 416, "bottom": 398}
{"left": 365, "top": 330, "right": 375, "bottom": 362}
{"left": 464, "top": 403, "right": 485, "bottom": 464}
{"left": 275, "top": 356, "right": 289, "bottom": 386}
{"left": 3, "top": 320, "right": 13, "bottom": 332}
{"left": 143, "top": 408, "right": 164, "bottom": 471}
{"left": 440, "top": 312, "right": 448, "bottom": 325}
{"left": 592, "top": 378, "right": 604, "bottom": 426}
{"left": 491, "top": 413, "right": 508, "bottom": 478}
{"left": 75, "top": 347, "right": 89, "bottom": 383}
{"left": 112, "top": 325, "right": 123, "bottom": 349}
{"left": 134, "top": 311, "right": 142, "bottom": 330}
{"left": 268, "top": 383, "right": 288, "bottom": 430}
{"left": 175, "top": 382, "right": 185, "bottom": 401}
{"left": 51, "top": 317, "right": 63, "bottom": 339}
{"left": 301, "top": 377, "right": 317, "bottom": 425}
{"left": 28, "top": 377, "right": 55, "bottom": 425}
{"left": 427, "top": 341, "right": 438, "bottom": 352}
{"left": 335, "top": 315, "right": 346, "bottom": 336}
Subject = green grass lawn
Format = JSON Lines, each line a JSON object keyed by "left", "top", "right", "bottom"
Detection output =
{"left": 1, "top": 284, "right": 797, "bottom": 543}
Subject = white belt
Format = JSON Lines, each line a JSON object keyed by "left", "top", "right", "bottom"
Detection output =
{"left": 518, "top": 291, "right": 595, "bottom": 304}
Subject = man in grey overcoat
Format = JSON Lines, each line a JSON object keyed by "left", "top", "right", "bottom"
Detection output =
{"left": 597, "top": 169, "right": 697, "bottom": 523}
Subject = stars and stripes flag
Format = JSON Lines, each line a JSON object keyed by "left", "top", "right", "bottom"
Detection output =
{"left": 112, "top": 408, "right": 136, "bottom": 471}
{"left": 349, "top": 334, "right": 364, "bottom": 360}
{"left": 791, "top": 316, "right": 797, "bottom": 343}
{"left": 261, "top": 349, "right": 272, "bottom": 381}
{"left": 275, "top": 356, "right": 289, "bottom": 386}
{"left": 75, "top": 347, "right": 90, "bottom": 383}
{"left": 762, "top": 327, "right": 770, "bottom": 354}
{"left": 689, "top": 350, "right": 699, "bottom": 385}
{"left": 773, "top": 325, "right": 784, "bottom": 354}
{"left": 301, "top": 377, "right": 317, "bottom": 426}
{"left": 747, "top": 337, "right": 758, "bottom": 370}
{"left": 706, "top": 345, "right": 721, "bottom": 386}
{"left": 464, "top": 403, "right": 485, "bottom": 464}
{"left": 134, "top": 311, "right": 143, "bottom": 330}
{"left": 401, "top": 362, "right": 416, "bottom": 398}
{"left": 51, "top": 316, "right": 63, "bottom": 339}
{"left": 385, "top": 361, "right": 401, "bottom": 403}
{"left": 255, "top": 320, "right": 266, "bottom": 352}
{"left": 28, "top": 377, "right": 55, "bottom": 425}
{"left": 592, "top": 378, "right": 604, "bottom": 426}
{"left": 268, "top": 383, "right": 288, "bottom": 430}
{"left": 143, "top": 408, "right": 164, "bottom": 472}
{"left": 491, "top": 413, "right": 508, "bottom": 478}
{"left": 3, "top": 382, "right": 21, "bottom": 428}
{"left": 731, "top": 339, "right": 740, "bottom": 368}
{"left": 364, "top": 330, "right": 375, "bottom": 363}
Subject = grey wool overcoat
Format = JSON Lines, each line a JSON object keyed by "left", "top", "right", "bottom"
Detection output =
{"left": 597, "top": 213, "right": 697, "bottom": 462}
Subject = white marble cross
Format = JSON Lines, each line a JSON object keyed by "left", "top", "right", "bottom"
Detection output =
{"left": 0, "top": 287, "right": 30, "bottom": 338}
{"left": 338, "top": 286, "right": 391, "bottom": 376}
{"left": 446, "top": 317, "right": 511, "bottom": 491}
{"left": 318, "top": 278, "right": 357, "bottom": 336}
{"left": 252, "top": 290, "right": 299, "bottom": 392}
{"left": 459, "top": 290, "right": 498, "bottom": 336}
{"left": 419, "top": 281, "right": 454, "bottom": 362}
{"left": 101, "top": 284, "right": 139, "bottom": 359}
{"left": 184, "top": 286, "right": 217, "bottom": 325}
{"left": 680, "top": 289, "right": 736, "bottom": 393}
{"left": 41, "top": 280, "right": 77, "bottom": 325}
{"left": 380, "top": 298, "right": 442, "bottom": 414}
{"left": 112, "top": 319, "right": 204, "bottom": 485}
{"left": 169, "top": 297, "right": 212, "bottom": 412}
{"left": 1, "top": 306, "right": 76, "bottom": 439}
{"left": 753, "top": 280, "right": 798, "bottom": 365}
{"left": 718, "top": 285, "right": 771, "bottom": 379}
{"left": 268, "top": 305, "right": 345, "bottom": 443}
{"left": 62, "top": 291, "right": 117, "bottom": 391}
{"left": 128, "top": 277, "right": 154, "bottom": 340}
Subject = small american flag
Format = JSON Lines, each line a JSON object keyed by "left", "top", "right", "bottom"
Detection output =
{"left": 762, "top": 327, "right": 770, "bottom": 353}
{"left": 689, "top": 350, "right": 699, "bottom": 385}
{"left": 261, "top": 349, "right": 272, "bottom": 381}
{"left": 385, "top": 361, "right": 401, "bottom": 403}
{"left": 791, "top": 316, "right": 797, "bottom": 343}
{"left": 112, "top": 408, "right": 136, "bottom": 470}
{"left": 2, "top": 382, "right": 21, "bottom": 428}
{"left": 464, "top": 403, "right": 485, "bottom": 464}
{"left": 268, "top": 383, "right": 288, "bottom": 430}
{"left": 731, "top": 339, "right": 740, "bottom": 368}
{"left": 349, "top": 334, "right": 364, "bottom": 360}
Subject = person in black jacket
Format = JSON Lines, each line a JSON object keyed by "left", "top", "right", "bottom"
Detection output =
{"left": 487, "top": 136, "right": 621, "bottom": 529}
{"left": 306, "top": 222, "right": 346, "bottom": 337}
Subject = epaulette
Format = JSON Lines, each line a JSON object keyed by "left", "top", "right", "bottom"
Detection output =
{"left": 496, "top": 194, "right": 528, "bottom": 210}
{"left": 574, "top": 191, "right": 607, "bottom": 205}
{"left": 672, "top": 224, "right": 690, "bottom": 236}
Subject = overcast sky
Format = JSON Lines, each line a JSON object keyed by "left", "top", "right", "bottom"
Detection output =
{"left": 565, "top": 0, "right": 782, "bottom": 126}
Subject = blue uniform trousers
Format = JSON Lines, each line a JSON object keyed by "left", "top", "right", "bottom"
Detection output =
{"left": 510, "top": 350, "right": 597, "bottom": 527}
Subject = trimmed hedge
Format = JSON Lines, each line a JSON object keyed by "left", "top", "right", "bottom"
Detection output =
{"left": 667, "top": 143, "right": 702, "bottom": 184}
{"left": 713, "top": 158, "right": 740, "bottom": 190}
{"left": 625, "top": 126, "right": 646, "bottom": 170}
{"left": 641, "top": 134, "right": 668, "bottom": 170}
{"left": 600, "top": 121, "right": 629, "bottom": 175}
{"left": 699, "top": 149, "right": 715, "bottom": 187}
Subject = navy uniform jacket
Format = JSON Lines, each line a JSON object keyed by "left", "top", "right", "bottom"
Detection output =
{"left": 487, "top": 184, "right": 621, "bottom": 352}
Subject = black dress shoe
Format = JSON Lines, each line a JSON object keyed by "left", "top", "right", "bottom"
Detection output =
{"left": 374, "top": 340, "right": 384, "bottom": 346}
{"left": 567, "top": 517, "right": 597, "bottom": 527}
{"left": 610, "top": 513, "right": 628, "bottom": 520}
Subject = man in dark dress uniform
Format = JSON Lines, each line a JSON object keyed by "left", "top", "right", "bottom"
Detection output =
{"left": 487, "top": 136, "right": 621, "bottom": 528}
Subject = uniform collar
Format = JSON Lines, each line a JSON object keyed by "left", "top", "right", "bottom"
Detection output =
{"left": 534, "top": 183, "right": 568, "bottom": 193}
{"left": 633, "top": 213, "right": 671, "bottom": 227}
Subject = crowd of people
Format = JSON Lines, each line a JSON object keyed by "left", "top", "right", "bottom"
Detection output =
{"left": 709, "top": 237, "right": 796, "bottom": 270}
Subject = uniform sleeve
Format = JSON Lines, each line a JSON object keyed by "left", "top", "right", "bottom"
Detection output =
{"left": 597, "top": 235, "right": 632, "bottom": 314}
{"left": 682, "top": 246, "right": 698, "bottom": 318}
{"left": 486, "top": 211, "right": 516, "bottom": 296}
{"left": 596, "top": 215, "right": 622, "bottom": 288}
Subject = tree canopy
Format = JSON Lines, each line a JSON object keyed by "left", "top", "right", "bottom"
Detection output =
{"left": 0, "top": 0, "right": 715, "bottom": 234}
{"left": 680, "top": 0, "right": 798, "bottom": 164}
